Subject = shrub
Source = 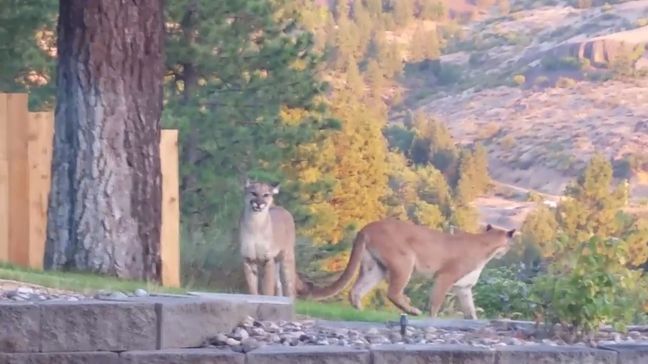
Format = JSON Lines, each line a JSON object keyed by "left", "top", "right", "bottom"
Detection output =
{"left": 435, "top": 64, "right": 463, "bottom": 85}
{"left": 534, "top": 75, "right": 550, "bottom": 86}
{"left": 512, "top": 74, "right": 526, "bottom": 86}
{"left": 636, "top": 18, "right": 648, "bottom": 28}
{"left": 469, "top": 52, "right": 488, "bottom": 66}
{"left": 473, "top": 264, "right": 536, "bottom": 319}
{"left": 541, "top": 56, "right": 581, "bottom": 71}
{"left": 500, "top": 135, "right": 516, "bottom": 150}
{"left": 610, "top": 44, "right": 645, "bottom": 77}
{"left": 530, "top": 236, "right": 648, "bottom": 342}
{"left": 555, "top": 77, "right": 576, "bottom": 88}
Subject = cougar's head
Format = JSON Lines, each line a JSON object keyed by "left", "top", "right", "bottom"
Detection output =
{"left": 485, "top": 224, "right": 517, "bottom": 258}
{"left": 243, "top": 179, "right": 280, "bottom": 213}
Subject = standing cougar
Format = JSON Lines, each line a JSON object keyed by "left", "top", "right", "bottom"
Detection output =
{"left": 239, "top": 179, "right": 299, "bottom": 297}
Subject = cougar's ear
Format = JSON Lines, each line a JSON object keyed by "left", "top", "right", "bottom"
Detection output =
{"left": 507, "top": 229, "right": 516, "bottom": 238}
{"left": 244, "top": 178, "right": 251, "bottom": 188}
{"left": 271, "top": 182, "right": 280, "bottom": 195}
{"left": 485, "top": 224, "right": 493, "bottom": 232}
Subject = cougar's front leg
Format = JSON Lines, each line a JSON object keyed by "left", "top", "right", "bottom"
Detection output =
{"left": 243, "top": 258, "right": 259, "bottom": 295}
{"left": 260, "top": 258, "right": 276, "bottom": 296}
{"left": 429, "top": 271, "right": 456, "bottom": 317}
{"left": 275, "top": 260, "right": 284, "bottom": 296}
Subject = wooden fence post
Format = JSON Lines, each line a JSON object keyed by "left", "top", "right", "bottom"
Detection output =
{"left": 0, "top": 94, "right": 30, "bottom": 267}
{"left": 27, "top": 112, "right": 54, "bottom": 269}
{"left": 160, "top": 129, "right": 180, "bottom": 287}
{"left": 0, "top": 94, "right": 9, "bottom": 263}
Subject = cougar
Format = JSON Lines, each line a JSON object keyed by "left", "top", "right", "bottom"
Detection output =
{"left": 299, "top": 218, "right": 516, "bottom": 319}
{"left": 239, "top": 179, "right": 300, "bottom": 297}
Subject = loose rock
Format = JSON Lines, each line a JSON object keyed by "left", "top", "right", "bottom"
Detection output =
{"left": 201, "top": 317, "right": 648, "bottom": 352}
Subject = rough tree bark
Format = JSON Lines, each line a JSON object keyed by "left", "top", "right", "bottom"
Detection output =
{"left": 45, "top": 0, "right": 165, "bottom": 281}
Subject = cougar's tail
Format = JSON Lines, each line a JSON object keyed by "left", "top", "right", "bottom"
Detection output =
{"left": 298, "top": 230, "right": 368, "bottom": 300}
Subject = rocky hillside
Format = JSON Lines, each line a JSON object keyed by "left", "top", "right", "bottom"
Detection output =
{"left": 405, "top": 0, "right": 648, "bottom": 204}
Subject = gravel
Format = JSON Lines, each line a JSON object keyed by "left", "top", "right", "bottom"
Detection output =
{"left": 204, "top": 316, "right": 648, "bottom": 353}
{"left": 0, "top": 280, "right": 149, "bottom": 302}
{"left": 0, "top": 281, "right": 88, "bottom": 302}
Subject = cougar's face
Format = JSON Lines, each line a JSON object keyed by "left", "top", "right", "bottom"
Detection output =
{"left": 244, "top": 180, "right": 280, "bottom": 213}
{"left": 485, "top": 224, "right": 517, "bottom": 258}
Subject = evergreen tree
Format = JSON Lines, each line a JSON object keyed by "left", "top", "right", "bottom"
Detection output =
{"left": 419, "top": 0, "right": 445, "bottom": 21}
{"left": 366, "top": 32, "right": 403, "bottom": 79}
{"left": 409, "top": 26, "right": 441, "bottom": 63}
{"left": 451, "top": 204, "right": 480, "bottom": 232}
{"left": 0, "top": 0, "right": 57, "bottom": 110}
{"left": 46, "top": 0, "right": 165, "bottom": 280}
{"left": 365, "top": 58, "right": 385, "bottom": 90}
{"left": 334, "top": 0, "right": 350, "bottom": 20}
{"left": 327, "top": 89, "right": 390, "bottom": 243}
{"left": 164, "top": 0, "right": 336, "bottom": 236}
{"left": 454, "top": 144, "right": 490, "bottom": 204}
{"left": 392, "top": 0, "right": 415, "bottom": 27}
{"left": 345, "top": 56, "right": 365, "bottom": 94}
{"left": 365, "top": 0, "right": 384, "bottom": 18}
{"left": 521, "top": 204, "right": 559, "bottom": 258}
{"left": 557, "top": 154, "right": 626, "bottom": 241}
{"left": 332, "top": 13, "right": 362, "bottom": 69}
{"left": 408, "top": 112, "right": 458, "bottom": 173}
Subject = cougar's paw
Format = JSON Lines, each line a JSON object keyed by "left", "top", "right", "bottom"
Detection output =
{"left": 409, "top": 307, "right": 422, "bottom": 316}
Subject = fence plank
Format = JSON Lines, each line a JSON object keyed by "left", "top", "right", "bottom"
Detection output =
{"left": 6, "top": 94, "right": 30, "bottom": 267}
{"left": 27, "top": 112, "right": 54, "bottom": 270}
{"left": 160, "top": 129, "right": 180, "bottom": 287}
{"left": 0, "top": 94, "right": 9, "bottom": 262}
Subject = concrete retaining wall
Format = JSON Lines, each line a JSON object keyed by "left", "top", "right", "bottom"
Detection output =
{"left": 1, "top": 293, "right": 647, "bottom": 364}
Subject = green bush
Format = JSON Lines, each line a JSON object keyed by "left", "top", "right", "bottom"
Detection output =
{"left": 534, "top": 75, "right": 550, "bottom": 86}
{"left": 541, "top": 56, "right": 581, "bottom": 71}
{"left": 555, "top": 77, "right": 576, "bottom": 88}
{"left": 530, "top": 236, "right": 648, "bottom": 341}
{"left": 473, "top": 264, "right": 536, "bottom": 319}
{"left": 512, "top": 74, "right": 526, "bottom": 86}
{"left": 435, "top": 64, "right": 463, "bottom": 85}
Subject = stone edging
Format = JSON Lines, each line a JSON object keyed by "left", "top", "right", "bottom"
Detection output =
{"left": 0, "top": 293, "right": 293, "bottom": 353}
{"left": 1, "top": 343, "right": 647, "bottom": 364}
{"left": 1, "top": 292, "right": 647, "bottom": 363}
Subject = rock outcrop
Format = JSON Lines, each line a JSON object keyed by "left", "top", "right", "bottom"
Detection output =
{"left": 555, "top": 26, "right": 648, "bottom": 69}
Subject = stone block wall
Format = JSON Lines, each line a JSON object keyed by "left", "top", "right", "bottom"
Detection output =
{"left": 1, "top": 293, "right": 647, "bottom": 364}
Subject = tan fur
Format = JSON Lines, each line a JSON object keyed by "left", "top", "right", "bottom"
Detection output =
{"left": 239, "top": 180, "right": 303, "bottom": 298}
{"left": 299, "top": 218, "right": 516, "bottom": 318}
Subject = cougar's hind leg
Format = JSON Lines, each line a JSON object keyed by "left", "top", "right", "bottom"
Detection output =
{"left": 385, "top": 256, "right": 422, "bottom": 316}
{"left": 350, "top": 252, "right": 384, "bottom": 310}
{"left": 279, "top": 251, "right": 297, "bottom": 298}
{"left": 455, "top": 286, "right": 478, "bottom": 320}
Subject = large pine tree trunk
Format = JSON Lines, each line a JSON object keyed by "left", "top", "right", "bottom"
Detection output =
{"left": 45, "top": 0, "right": 165, "bottom": 281}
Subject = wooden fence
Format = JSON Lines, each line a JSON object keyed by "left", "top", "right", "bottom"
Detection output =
{"left": 0, "top": 93, "right": 180, "bottom": 287}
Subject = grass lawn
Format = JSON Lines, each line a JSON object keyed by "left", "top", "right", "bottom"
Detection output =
{"left": 0, "top": 263, "right": 183, "bottom": 295}
{"left": 295, "top": 300, "right": 400, "bottom": 322}
{"left": 0, "top": 263, "right": 397, "bottom": 322}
